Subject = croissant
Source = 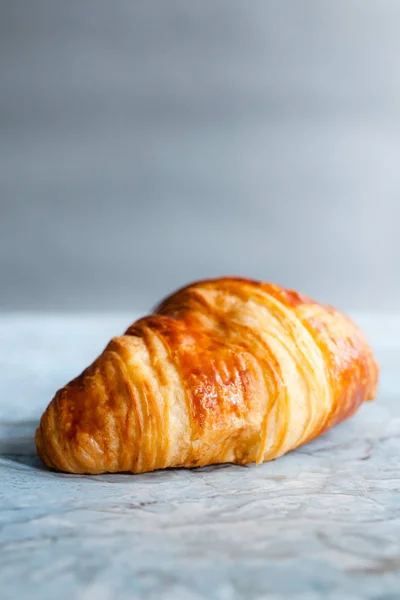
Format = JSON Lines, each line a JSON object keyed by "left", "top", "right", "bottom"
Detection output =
{"left": 36, "top": 277, "right": 378, "bottom": 474}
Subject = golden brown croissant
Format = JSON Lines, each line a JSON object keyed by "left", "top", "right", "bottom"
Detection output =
{"left": 36, "top": 277, "right": 379, "bottom": 474}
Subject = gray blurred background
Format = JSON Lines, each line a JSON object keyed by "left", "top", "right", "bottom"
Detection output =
{"left": 1, "top": 1, "right": 399, "bottom": 312}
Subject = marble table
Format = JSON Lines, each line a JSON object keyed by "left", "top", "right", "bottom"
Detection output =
{"left": 1, "top": 313, "right": 399, "bottom": 600}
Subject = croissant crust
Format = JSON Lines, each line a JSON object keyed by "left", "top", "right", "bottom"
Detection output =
{"left": 36, "top": 277, "right": 379, "bottom": 474}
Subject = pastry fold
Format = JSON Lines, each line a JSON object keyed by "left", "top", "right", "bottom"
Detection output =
{"left": 36, "top": 278, "right": 379, "bottom": 474}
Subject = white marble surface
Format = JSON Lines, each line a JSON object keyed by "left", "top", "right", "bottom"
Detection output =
{"left": 1, "top": 313, "right": 399, "bottom": 600}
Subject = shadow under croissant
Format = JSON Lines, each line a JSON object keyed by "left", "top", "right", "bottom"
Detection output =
{"left": 0, "top": 420, "right": 63, "bottom": 473}
{"left": 1, "top": 418, "right": 333, "bottom": 478}
{"left": 0, "top": 419, "right": 251, "bottom": 477}
{"left": 0, "top": 420, "right": 38, "bottom": 455}
{"left": 0, "top": 420, "right": 44, "bottom": 470}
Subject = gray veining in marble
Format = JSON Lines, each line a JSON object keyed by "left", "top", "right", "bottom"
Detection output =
{"left": 1, "top": 313, "right": 399, "bottom": 600}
